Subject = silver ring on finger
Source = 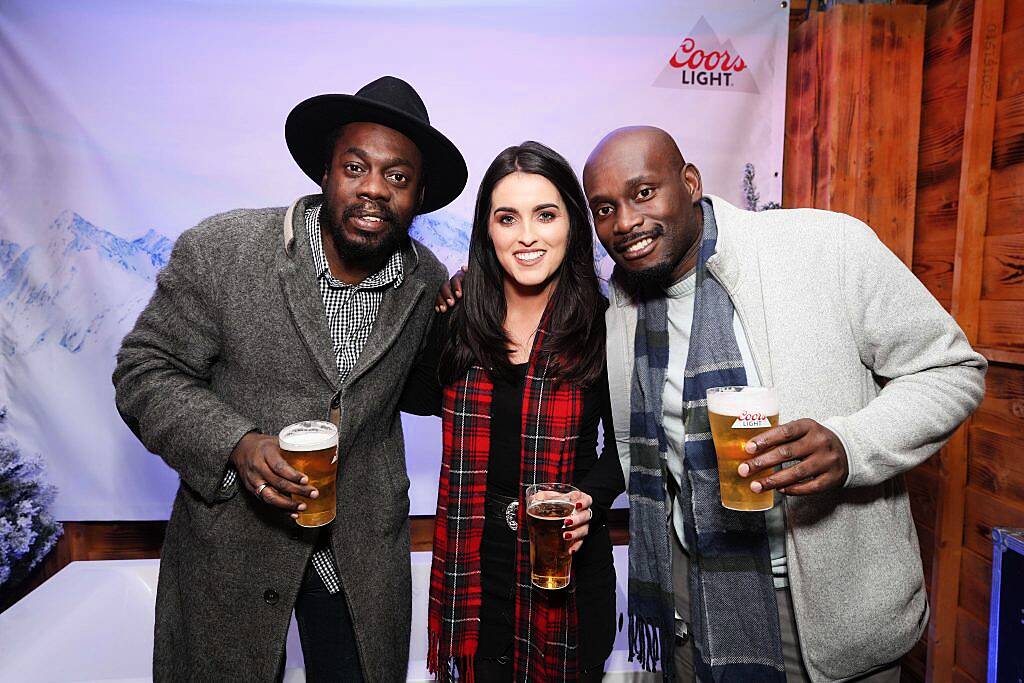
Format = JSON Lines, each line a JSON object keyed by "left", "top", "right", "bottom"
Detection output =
{"left": 255, "top": 482, "right": 271, "bottom": 499}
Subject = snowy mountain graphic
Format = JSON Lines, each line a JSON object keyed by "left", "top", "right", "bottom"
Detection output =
{"left": 0, "top": 210, "right": 476, "bottom": 358}
{"left": 0, "top": 207, "right": 602, "bottom": 359}
{"left": 0, "top": 211, "right": 172, "bottom": 357}
{"left": 409, "top": 210, "right": 471, "bottom": 274}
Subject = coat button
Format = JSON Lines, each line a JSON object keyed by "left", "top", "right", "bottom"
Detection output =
{"left": 264, "top": 589, "right": 279, "bottom": 605}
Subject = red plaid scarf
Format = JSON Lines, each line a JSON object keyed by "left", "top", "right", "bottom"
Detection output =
{"left": 428, "top": 327, "right": 582, "bottom": 682}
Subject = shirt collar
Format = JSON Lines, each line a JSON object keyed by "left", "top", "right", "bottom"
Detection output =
{"left": 306, "top": 203, "right": 405, "bottom": 290}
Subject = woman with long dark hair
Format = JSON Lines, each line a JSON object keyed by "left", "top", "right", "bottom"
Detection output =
{"left": 403, "top": 141, "right": 624, "bottom": 682}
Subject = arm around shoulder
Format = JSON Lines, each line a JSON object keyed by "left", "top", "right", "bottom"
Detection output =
{"left": 399, "top": 309, "right": 445, "bottom": 417}
{"left": 823, "top": 217, "right": 987, "bottom": 488}
{"left": 112, "top": 225, "right": 256, "bottom": 503}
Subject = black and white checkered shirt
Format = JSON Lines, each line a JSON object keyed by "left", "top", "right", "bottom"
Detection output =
{"left": 307, "top": 203, "right": 406, "bottom": 381}
{"left": 222, "top": 201, "right": 405, "bottom": 594}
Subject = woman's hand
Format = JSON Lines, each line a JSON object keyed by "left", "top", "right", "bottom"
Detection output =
{"left": 435, "top": 265, "right": 467, "bottom": 312}
{"left": 562, "top": 490, "right": 595, "bottom": 554}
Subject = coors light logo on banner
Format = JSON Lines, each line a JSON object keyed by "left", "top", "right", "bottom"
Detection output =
{"left": 654, "top": 16, "right": 759, "bottom": 94}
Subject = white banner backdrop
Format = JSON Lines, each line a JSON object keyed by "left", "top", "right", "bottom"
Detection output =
{"left": 0, "top": 0, "right": 789, "bottom": 519}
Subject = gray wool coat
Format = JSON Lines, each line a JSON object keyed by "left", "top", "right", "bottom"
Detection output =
{"left": 113, "top": 194, "right": 446, "bottom": 682}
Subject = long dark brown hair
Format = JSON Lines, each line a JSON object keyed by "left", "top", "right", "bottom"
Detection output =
{"left": 440, "top": 141, "right": 605, "bottom": 386}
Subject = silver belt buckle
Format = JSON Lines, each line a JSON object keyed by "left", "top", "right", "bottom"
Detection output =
{"left": 505, "top": 500, "right": 519, "bottom": 531}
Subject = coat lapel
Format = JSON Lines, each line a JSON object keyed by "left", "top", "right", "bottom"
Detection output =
{"left": 278, "top": 195, "right": 342, "bottom": 391}
{"left": 704, "top": 194, "right": 775, "bottom": 386}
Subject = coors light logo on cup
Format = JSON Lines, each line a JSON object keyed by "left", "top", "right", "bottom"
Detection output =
{"left": 732, "top": 410, "right": 772, "bottom": 429}
{"left": 653, "top": 16, "right": 760, "bottom": 94}
{"left": 707, "top": 387, "right": 780, "bottom": 511}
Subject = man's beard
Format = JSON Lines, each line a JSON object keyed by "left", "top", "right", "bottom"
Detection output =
{"left": 609, "top": 225, "right": 678, "bottom": 294}
{"left": 322, "top": 196, "right": 411, "bottom": 263}
{"left": 614, "top": 258, "right": 678, "bottom": 295}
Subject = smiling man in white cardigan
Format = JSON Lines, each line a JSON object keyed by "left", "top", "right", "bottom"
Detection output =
{"left": 583, "top": 126, "right": 986, "bottom": 682}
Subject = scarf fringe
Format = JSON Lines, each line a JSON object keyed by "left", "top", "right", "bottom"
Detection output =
{"left": 628, "top": 615, "right": 663, "bottom": 673}
{"left": 427, "top": 629, "right": 440, "bottom": 676}
{"left": 426, "top": 629, "right": 474, "bottom": 683}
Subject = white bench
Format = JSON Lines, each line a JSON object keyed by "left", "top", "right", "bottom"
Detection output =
{"left": 0, "top": 547, "right": 656, "bottom": 681}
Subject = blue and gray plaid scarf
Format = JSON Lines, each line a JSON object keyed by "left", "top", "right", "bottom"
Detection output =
{"left": 627, "top": 199, "right": 785, "bottom": 681}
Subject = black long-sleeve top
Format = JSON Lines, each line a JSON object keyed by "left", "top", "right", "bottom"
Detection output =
{"left": 401, "top": 320, "right": 626, "bottom": 671}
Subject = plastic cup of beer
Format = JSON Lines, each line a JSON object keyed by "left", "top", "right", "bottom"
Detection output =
{"left": 525, "top": 483, "right": 576, "bottom": 590}
{"left": 278, "top": 420, "right": 338, "bottom": 527}
{"left": 706, "top": 386, "right": 780, "bottom": 512}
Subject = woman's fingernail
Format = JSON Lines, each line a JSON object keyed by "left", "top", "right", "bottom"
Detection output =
{"left": 575, "top": 502, "right": 582, "bottom": 510}
{"left": 738, "top": 463, "right": 749, "bottom": 477}
{"left": 564, "top": 533, "right": 572, "bottom": 540}
{"left": 297, "top": 503, "right": 307, "bottom": 511}
{"left": 751, "top": 481, "right": 763, "bottom": 494}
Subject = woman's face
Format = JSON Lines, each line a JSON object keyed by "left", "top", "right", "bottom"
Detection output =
{"left": 487, "top": 172, "right": 570, "bottom": 294}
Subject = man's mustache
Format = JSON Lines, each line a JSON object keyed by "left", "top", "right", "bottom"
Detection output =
{"left": 613, "top": 225, "right": 664, "bottom": 253}
{"left": 341, "top": 202, "right": 398, "bottom": 227}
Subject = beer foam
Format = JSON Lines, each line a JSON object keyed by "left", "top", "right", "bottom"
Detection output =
{"left": 279, "top": 420, "right": 338, "bottom": 451}
{"left": 706, "top": 387, "right": 779, "bottom": 417}
{"left": 527, "top": 500, "right": 575, "bottom": 517}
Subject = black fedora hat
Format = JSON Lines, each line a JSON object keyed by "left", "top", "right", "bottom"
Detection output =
{"left": 286, "top": 76, "right": 468, "bottom": 214}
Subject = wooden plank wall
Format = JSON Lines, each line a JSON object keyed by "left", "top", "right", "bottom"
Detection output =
{"left": 784, "top": 4, "right": 926, "bottom": 266}
{"left": 912, "top": 2, "right": 977, "bottom": 680}
{"left": 914, "top": 0, "right": 1024, "bottom": 680}
{"left": 790, "top": 1, "right": 1024, "bottom": 681}
{"left": 931, "top": 0, "right": 1004, "bottom": 678}
{"left": 945, "top": 0, "right": 1024, "bottom": 679}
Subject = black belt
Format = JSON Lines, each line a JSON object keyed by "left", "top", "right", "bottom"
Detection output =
{"left": 484, "top": 493, "right": 520, "bottom": 532}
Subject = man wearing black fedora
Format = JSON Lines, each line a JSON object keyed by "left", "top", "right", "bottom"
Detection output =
{"left": 113, "top": 76, "right": 467, "bottom": 682}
